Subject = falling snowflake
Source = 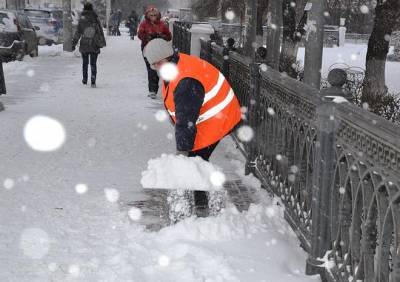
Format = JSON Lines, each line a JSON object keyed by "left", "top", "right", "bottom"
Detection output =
{"left": 237, "top": 125, "right": 254, "bottom": 142}
{"left": 265, "top": 207, "right": 275, "bottom": 218}
{"left": 159, "top": 62, "right": 178, "bottom": 81}
{"left": 260, "top": 64, "right": 268, "bottom": 72}
{"left": 27, "top": 69, "right": 35, "bottom": 77}
{"left": 267, "top": 107, "right": 275, "bottom": 116}
{"left": 75, "top": 183, "right": 88, "bottom": 194}
{"left": 68, "top": 264, "right": 80, "bottom": 277}
{"left": 21, "top": 174, "right": 30, "bottom": 182}
{"left": 210, "top": 171, "right": 226, "bottom": 187}
{"left": 276, "top": 154, "right": 283, "bottom": 161}
{"left": 104, "top": 188, "right": 120, "bottom": 203}
{"left": 20, "top": 228, "right": 50, "bottom": 259}
{"left": 359, "top": 5, "right": 369, "bottom": 14}
{"left": 290, "top": 165, "right": 299, "bottom": 174}
{"left": 225, "top": 10, "right": 235, "bottom": 21}
{"left": 128, "top": 207, "right": 142, "bottom": 221}
{"left": 3, "top": 178, "right": 15, "bottom": 190}
{"left": 339, "top": 187, "right": 345, "bottom": 194}
{"left": 24, "top": 115, "right": 66, "bottom": 152}
{"left": 155, "top": 110, "right": 168, "bottom": 122}
{"left": 384, "top": 34, "right": 391, "bottom": 42}
{"left": 158, "top": 255, "right": 170, "bottom": 267}
{"left": 166, "top": 132, "right": 174, "bottom": 140}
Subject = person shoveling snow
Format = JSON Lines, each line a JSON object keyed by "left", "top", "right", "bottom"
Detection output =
{"left": 142, "top": 154, "right": 228, "bottom": 223}
{"left": 142, "top": 38, "right": 242, "bottom": 222}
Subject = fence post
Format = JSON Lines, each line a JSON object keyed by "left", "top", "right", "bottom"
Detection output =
{"left": 306, "top": 102, "right": 336, "bottom": 276}
{"left": 245, "top": 62, "right": 261, "bottom": 175}
{"left": 189, "top": 24, "right": 214, "bottom": 56}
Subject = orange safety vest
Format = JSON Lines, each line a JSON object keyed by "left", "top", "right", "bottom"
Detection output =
{"left": 162, "top": 53, "right": 242, "bottom": 151}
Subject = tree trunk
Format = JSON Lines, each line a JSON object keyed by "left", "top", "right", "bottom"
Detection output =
{"left": 265, "top": 0, "right": 282, "bottom": 69}
{"left": 279, "top": 0, "right": 307, "bottom": 78}
{"left": 362, "top": 0, "right": 400, "bottom": 106}
{"left": 256, "top": 0, "right": 268, "bottom": 36}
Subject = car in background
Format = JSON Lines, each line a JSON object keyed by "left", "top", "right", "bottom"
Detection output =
{"left": 16, "top": 12, "right": 39, "bottom": 57}
{"left": 23, "top": 8, "right": 63, "bottom": 46}
{"left": 0, "top": 10, "right": 25, "bottom": 62}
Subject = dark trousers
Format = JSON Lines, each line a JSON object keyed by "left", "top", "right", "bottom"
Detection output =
{"left": 82, "top": 53, "right": 98, "bottom": 84}
{"left": 143, "top": 55, "right": 159, "bottom": 93}
{"left": 189, "top": 141, "right": 220, "bottom": 207}
{"left": 188, "top": 142, "right": 219, "bottom": 161}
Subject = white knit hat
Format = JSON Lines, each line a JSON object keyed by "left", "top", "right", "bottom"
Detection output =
{"left": 143, "top": 39, "right": 174, "bottom": 69}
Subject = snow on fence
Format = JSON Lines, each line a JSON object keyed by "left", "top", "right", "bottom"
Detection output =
{"left": 187, "top": 37, "right": 400, "bottom": 281}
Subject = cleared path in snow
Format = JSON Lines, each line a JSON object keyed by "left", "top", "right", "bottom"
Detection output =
{"left": 0, "top": 36, "right": 319, "bottom": 281}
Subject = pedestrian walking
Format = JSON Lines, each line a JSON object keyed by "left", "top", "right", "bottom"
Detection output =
{"left": 126, "top": 10, "right": 139, "bottom": 40}
{"left": 72, "top": 3, "right": 106, "bottom": 88}
{"left": 143, "top": 39, "right": 242, "bottom": 212}
{"left": 110, "top": 11, "right": 119, "bottom": 36}
{"left": 138, "top": 6, "right": 171, "bottom": 99}
{"left": 116, "top": 10, "right": 123, "bottom": 36}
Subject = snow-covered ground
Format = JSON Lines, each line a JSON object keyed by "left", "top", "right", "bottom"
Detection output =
{"left": 0, "top": 36, "right": 318, "bottom": 281}
{"left": 297, "top": 44, "right": 400, "bottom": 93}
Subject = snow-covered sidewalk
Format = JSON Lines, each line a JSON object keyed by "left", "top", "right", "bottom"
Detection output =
{"left": 0, "top": 36, "right": 318, "bottom": 281}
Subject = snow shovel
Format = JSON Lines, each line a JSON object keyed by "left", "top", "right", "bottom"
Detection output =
{"left": 141, "top": 154, "right": 227, "bottom": 224}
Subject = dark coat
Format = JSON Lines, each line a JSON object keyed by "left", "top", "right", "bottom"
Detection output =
{"left": 164, "top": 55, "right": 205, "bottom": 152}
{"left": 72, "top": 10, "right": 106, "bottom": 54}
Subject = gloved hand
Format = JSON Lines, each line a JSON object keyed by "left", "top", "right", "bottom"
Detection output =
{"left": 176, "top": 150, "right": 189, "bottom": 157}
{"left": 71, "top": 45, "right": 75, "bottom": 51}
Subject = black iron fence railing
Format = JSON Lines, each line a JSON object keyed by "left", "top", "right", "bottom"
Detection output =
{"left": 173, "top": 25, "right": 400, "bottom": 280}
{"left": 198, "top": 39, "right": 400, "bottom": 282}
{"left": 172, "top": 22, "right": 192, "bottom": 55}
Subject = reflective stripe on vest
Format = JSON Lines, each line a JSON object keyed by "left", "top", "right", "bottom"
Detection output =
{"left": 167, "top": 87, "right": 234, "bottom": 125}
{"left": 203, "top": 72, "right": 225, "bottom": 105}
{"left": 162, "top": 53, "right": 242, "bottom": 151}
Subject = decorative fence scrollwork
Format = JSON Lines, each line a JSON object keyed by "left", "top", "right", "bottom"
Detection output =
{"left": 172, "top": 22, "right": 192, "bottom": 55}
{"left": 196, "top": 34, "right": 400, "bottom": 281}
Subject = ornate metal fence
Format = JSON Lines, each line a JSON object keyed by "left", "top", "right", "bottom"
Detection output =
{"left": 172, "top": 22, "right": 192, "bottom": 55}
{"left": 197, "top": 38, "right": 400, "bottom": 282}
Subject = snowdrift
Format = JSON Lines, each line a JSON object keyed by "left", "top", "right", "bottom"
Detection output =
{"left": 141, "top": 154, "right": 225, "bottom": 191}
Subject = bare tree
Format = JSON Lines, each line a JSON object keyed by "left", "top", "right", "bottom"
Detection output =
{"left": 361, "top": 0, "right": 400, "bottom": 109}
{"left": 191, "top": 0, "right": 220, "bottom": 21}
{"left": 278, "top": 0, "right": 307, "bottom": 77}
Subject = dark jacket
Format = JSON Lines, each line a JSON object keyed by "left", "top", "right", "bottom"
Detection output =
{"left": 72, "top": 10, "right": 106, "bottom": 54}
{"left": 137, "top": 8, "right": 171, "bottom": 50}
{"left": 127, "top": 11, "right": 139, "bottom": 29}
{"left": 165, "top": 55, "right": 205, "bottom": 152}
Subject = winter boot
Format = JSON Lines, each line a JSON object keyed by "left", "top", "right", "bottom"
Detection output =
{"left": 82, "top": 80, "right": 87, "bottom": 85}
{"left": 167, "top": 189, "right": 194, "bottom": 224}
{"left": 148, "top": 92, "right": 157, "bottom": 99}
{"left": 207, "top": 190, "right": 226, "bottom": 216}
